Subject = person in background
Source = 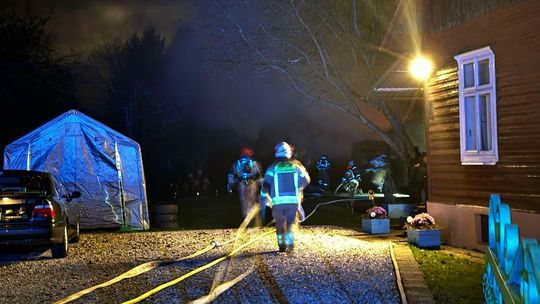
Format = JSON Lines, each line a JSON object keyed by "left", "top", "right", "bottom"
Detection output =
{"left": 188, "top": 172, "right": 200, "bottom": 196}
{"left": 316, "top": 155, "right": 331, "bottom": 191}
{"left": 340, "top": 161, "right": 362, "bottom": 194}
{"left": 416, "top": 152, "right": 428, "bottom": 203}
{"left": 228, "top": 147, "right": 264, "bottom": 224}
{"left": 196, "top": 169, "right": 210, "bottom": 195}
{"left": 337, "top": 160, "right": 363, "bottom": 216}
{"left": 168, "top": 183, "right": 180, "bottom": 200}
{"left": 261, "top": 142, "right": 310, "bottom": 253}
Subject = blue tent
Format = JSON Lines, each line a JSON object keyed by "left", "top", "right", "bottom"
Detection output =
{"left": 3, "top": 110, "right": 149, "bottom": 230}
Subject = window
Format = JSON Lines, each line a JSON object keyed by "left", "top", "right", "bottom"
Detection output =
{"left": 50, "top": 175, "right": 67, "bottom": 198}
{"left": 480, "top": 214, "right": 489, "bottom": 244}
{"left": 455, "top": 47, "right": 498, "bottom": 165}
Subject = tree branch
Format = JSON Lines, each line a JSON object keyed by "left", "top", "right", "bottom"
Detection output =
{"left": 289, "top": 0, "right": 330, "bottom": 78}
{"left": 351, "top": 0, "right": 362, "bottom": 38}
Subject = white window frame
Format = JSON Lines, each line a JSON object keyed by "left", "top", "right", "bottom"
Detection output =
{"left": 454, "top": 46, "right": 498, "bottom": 165}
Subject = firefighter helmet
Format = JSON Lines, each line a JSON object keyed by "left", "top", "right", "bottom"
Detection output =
{"left": 240, "top": 147, "right": 254, "bottom": 157}
{"left": 274, "top": 142, "right": 293, "bottom": 158}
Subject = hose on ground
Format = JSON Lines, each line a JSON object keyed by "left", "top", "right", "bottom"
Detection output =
{"left": 121, "top": 229, "right": 275, "bottom": 304}
{"left": 53, "top": 241, "right": 220, "bottom": 304}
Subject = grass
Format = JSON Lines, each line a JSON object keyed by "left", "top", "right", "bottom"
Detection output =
{"left": 410, "top": 245, "right": 485, "bottom": 304}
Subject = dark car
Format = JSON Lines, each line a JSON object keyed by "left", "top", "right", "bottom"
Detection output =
{"left": 0, "top": 170, "right": 81, "bottom": 258}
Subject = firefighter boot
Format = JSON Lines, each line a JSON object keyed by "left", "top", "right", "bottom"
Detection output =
{"left": 284, "top": 232, "right": 294, "bottom": 252}
{"left": 277, "top": 234, "right": 286, "bottom": 253}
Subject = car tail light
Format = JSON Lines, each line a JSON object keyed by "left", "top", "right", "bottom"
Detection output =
{"left": 32, "top": 204, "right": 55, "bottom": 220}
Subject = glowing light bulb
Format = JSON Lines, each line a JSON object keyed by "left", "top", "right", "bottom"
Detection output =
{"left": 410, "top": 55, "right": 433, "bottom": 81}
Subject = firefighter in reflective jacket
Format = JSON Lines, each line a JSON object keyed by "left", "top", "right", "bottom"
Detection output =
{"left": 340, "top": 161, "right": 362, "bottom": 194}
{"left": 228, "top": 147, "right": 263, "bottom": 224}
{"left": 260, "top": 142, "right": 310, "bottom": 253}
{"left": 316, "top": 155, "right": 331, "bottom": 191}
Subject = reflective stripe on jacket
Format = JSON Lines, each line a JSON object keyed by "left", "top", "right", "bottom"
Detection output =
{"left": 261, "top": 159, "right": 310, "bottom": 205}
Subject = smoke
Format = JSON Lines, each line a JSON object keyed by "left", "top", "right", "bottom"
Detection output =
{"left": 2, "top": 0, "right": 390, "bottom": 187}
{"left": 162, "top": 20, "right": 383, "bottom": 184}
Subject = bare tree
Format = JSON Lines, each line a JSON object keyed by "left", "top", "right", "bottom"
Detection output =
{"left": 0, "top": 7, "right": 78, "bottom": 148}
{"left": 84, "top": 27, "right": 186, "bottom": 184}
{"left": 86, "top": 27, "right": 168, "bottom": 138}
{"left": 197, "top": 0, "right": 417, "bottom": 165}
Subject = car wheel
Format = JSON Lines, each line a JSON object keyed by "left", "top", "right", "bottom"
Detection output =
{"left": 51, "top": 225, "right": 68, "bottom": 258}
{"left": 70, "top": 221, "right": 80, "bottom": 244}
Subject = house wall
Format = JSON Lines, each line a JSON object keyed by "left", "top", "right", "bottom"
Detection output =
{"left": 428, "top": 201, "right": 540, "bottom": 251}
{"left": 423, "top": 0, "right": 540, "bottom": 246}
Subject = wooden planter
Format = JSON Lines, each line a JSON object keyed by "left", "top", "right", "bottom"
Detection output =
{"left": 362, "top": 218, "right": 390, "bottom": 234}
{"left": 407, "top": 229, "right": 441, "bottom": 248}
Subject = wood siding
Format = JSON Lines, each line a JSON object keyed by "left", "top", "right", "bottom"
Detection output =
{"left": 424, "top": 0, "right": 540, "bottom": 212}
{"left": 424, "top": 0, "right": 521, "bottom": 33}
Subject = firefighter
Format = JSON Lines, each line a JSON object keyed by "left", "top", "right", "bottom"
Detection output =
{"left": 338, "top": 161, "right": 363, "bottom": 217}
{"left": 340, "top": 161, "right": 362, "bottom": 194}
{"left": 316, "top": 155, "right": 331, "bottom": 191}
{"left": 227, "top": 147, "right": 264, "bottom": 224}
{"left": 260, "top": 142, "right": 310, "bottom": 253}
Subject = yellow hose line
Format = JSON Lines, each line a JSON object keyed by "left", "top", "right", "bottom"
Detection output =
{"left": 188, "top": 268, "right": 254, "bottom": 304}
{"left": 122, "top": 229, "right": 275, "bottom": 304}
{"left": 54, "top": 242, "right": 217, "bottom": 304}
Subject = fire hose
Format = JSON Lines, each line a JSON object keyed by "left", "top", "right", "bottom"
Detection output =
{"left": 55, "top": 197, "right": 363, "bottom": 303}
{"left": 121, "top": 229, "right": 275, "bottom": 304}
{"left": 299, "top": 198, "right": 361, "bottom": 222}
{"left": 53, "top": 240, "right": 228, "bottom": 304}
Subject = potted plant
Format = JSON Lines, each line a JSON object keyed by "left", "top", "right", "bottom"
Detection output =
{"left": 362, "top": 206, "right": 390, "bottom": 234}
{"left": 405, "top": 213, "right": 440, "bottom": 248}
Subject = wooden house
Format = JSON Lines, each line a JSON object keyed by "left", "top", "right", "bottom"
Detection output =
{"left": 422, "top": 0, "right": 540, "bottom": 250}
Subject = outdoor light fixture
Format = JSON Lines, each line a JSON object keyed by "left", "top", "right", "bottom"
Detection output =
{"left": 409, "top": 55, "right": 433, "bottom": 81}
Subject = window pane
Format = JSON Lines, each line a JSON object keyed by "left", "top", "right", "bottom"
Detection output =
{"left": 479, "top": 94, "right": 491, "bottom": 151}
{"left": 478, "top": 59, "right": 490, "bottom": 86}
{"left": 464, "top": 96, "right": 476, "bottom": 151}
{"left": 464, "top": 63, "right": 475, "bottom": 88}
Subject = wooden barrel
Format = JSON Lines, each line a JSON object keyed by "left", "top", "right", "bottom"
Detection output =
{"left": 151, "top": 204, "right": 178, "bottom": 229}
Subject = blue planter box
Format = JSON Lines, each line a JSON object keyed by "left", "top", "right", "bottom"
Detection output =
{"left": 407, "top": 229, "right": 441, "bottom": 248}
{"left": 362, "top": 218, "right": 390, "bottom": 234}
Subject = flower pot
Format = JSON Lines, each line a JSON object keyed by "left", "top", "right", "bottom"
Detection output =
{"left": 407, "top": 229, "right": 440, "bottom": 248}
{"left": 362, "top": 218, "right": 390, "bottom": 234}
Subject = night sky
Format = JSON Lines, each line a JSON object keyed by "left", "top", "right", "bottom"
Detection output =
{"left": 1, "top": 0, "right": 398, "bottom": 192}
{"left": 3, "top": 0, "right": 191, "bottom": 55}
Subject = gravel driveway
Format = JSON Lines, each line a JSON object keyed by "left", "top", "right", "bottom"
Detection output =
{"left": 0, "top": 226, "right": 399, "bottom": 304}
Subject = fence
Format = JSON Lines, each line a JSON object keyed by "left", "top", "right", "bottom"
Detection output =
{"left": 483, "top": 194, "right": 540, "bottom": 303}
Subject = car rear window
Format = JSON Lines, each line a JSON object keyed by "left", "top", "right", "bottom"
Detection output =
{"left": 0, "top": 175, "right": 51, "bottom": 195}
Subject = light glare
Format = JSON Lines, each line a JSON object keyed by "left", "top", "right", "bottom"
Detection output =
{"left": 410, "top": 55, "right": 433, "bottom": 81}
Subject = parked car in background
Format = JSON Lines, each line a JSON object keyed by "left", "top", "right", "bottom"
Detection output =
{"left": 0, "top": 170, "right": 81, "bottom": 258}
